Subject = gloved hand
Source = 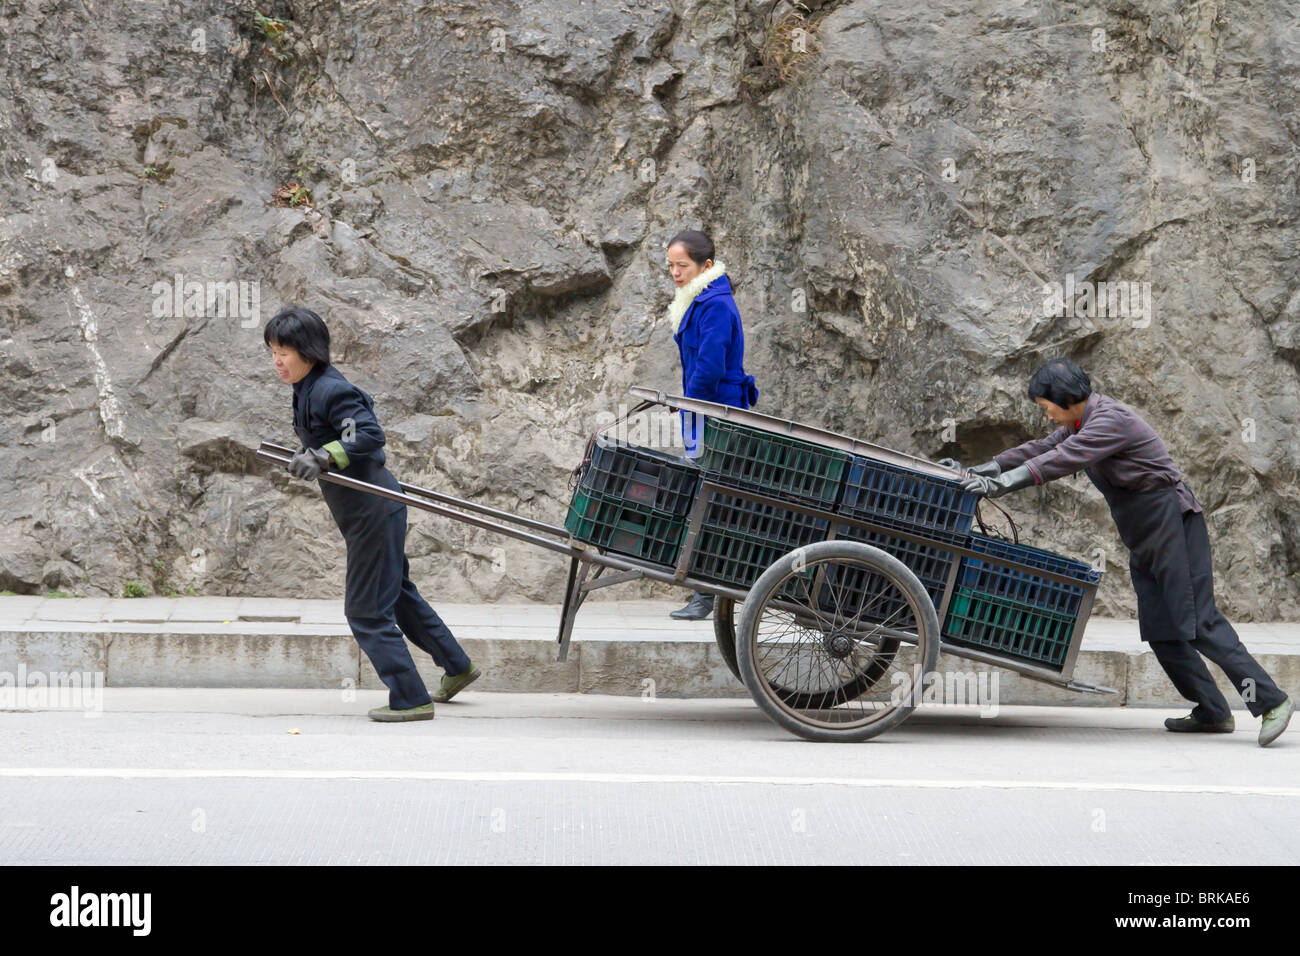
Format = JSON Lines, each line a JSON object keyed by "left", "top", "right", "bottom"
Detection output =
{"left": 936, "top": 458, "right": 962, "bottom": 471}
{"left": 968, "top": 460, "right": 1001, "bottom": 478}
{"left": 287, "top": 447, "right": 331, "bottom": 480}
{"left": 960, "top": 464, "right": 1034, "bottom": 498}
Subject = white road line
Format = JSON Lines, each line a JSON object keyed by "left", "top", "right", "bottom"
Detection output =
{"left": 0, "top": 767, "right": 1296, "bottom": 796}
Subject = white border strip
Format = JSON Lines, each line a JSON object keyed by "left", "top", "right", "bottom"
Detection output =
{"left": 0, "top": 767, "right": 1296, "bottom": 796}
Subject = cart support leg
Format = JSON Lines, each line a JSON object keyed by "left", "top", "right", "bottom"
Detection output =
{"left": 556, "top": 555, "right": 591, "bottom": 662}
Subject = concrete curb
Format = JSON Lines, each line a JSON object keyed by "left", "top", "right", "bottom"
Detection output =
{"left": 3, "top": 627, "right": 1297, "bottom": 708}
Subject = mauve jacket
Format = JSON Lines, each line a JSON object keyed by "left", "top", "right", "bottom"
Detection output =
{"left": 993, "top": 391, "right": 1201, "bottom": 513}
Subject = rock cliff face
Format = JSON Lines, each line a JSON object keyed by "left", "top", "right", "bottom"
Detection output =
{"left": 2, "top": 0, "right": 1297, "bottom": 618}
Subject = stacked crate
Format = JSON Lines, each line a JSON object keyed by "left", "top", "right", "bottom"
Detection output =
{"left": 565, "top": 417, "right": 1100, "bottom": 672}
{"left": 822, "top": 455, "right": 978, "bottom": 626}
{"left": 688, "top": 419, "right": 981, "bottom": 605}
{"left": 565, "top": 442, "right": 701, "bottom": 568}
{"left": 687, "top": 417, "right": 1100, "bottom": 670}
{"left": 943, "top": 535, "right": 1101, "bottom": 671}
{"left": 689, "top": 420, "right": 848, "bottom": 592}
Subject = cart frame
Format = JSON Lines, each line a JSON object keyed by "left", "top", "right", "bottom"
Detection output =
{"left": 255, "top": 387, "right": 1114, "bottom": 701}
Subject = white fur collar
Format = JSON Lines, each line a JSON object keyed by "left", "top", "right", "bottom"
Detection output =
{"left": 667, "top": 261, "right": 727, "bottom": 333}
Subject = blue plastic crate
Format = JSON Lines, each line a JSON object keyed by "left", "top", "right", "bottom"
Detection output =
{"left": 958, "top": 535, "right": 1101, "bottom": 617}
{"left": 838, "top": 456, "right": 977, "bottom": 543}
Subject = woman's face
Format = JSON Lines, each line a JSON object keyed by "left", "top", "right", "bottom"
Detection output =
{"left": 667, "top": 243, "right": 711, "bottom": 288}
{"left": 1034, "top": 397, "right": 1076, "bottom": 427}
{"left": 269, "top": 341, "right": 314, "bottom": 384}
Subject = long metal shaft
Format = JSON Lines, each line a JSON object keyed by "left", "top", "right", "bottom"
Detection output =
{"left": 259, "top": 440, "right": 567, "bottom": 537}
{"left": 254, "top": 445, "right": 581, "bottom": 557}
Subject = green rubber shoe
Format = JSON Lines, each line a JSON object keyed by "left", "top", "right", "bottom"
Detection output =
{"left": 1259, "top": 696, "right": 1294, "bottom": 747}
{"left": 431, "top": 665, "right": 481, "bottom": 703}
{"left": 368, "top": 701, "right": 436, "bottom": 722}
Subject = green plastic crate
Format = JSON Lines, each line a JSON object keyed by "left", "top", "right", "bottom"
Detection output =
{"left": 942, "top": 586, "right": 1078, "bottom": 671}
{"left": 700, "top": 419, "right": 850, "bottom": 506}
{"left": 565, "top": 487, "right": 685, "bottom": 568}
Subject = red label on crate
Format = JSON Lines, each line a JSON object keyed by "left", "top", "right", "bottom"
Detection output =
{"left": 626, "top": 482, "right": 654, "bottom": 505}
{"left": 610, "top": 531, "right": 639, "bottom": 553}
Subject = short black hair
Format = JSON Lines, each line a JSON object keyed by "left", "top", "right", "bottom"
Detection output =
{"left": 264, "top": 305, "right": 330, "bottom": 366}
{"left": 666, "top": 230, "right": 715, "bottom": 265}
{"left": 1028, "top": 357, "right": 1091, "bottom": 408}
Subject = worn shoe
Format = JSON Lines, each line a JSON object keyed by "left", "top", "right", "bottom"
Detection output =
{"left": 1259, "top": 696, "right": 1294, "bottom": 747}
{"left": 431, "top": 665, "right": 481, "bottom": 703}
{"left": 1164, "top": 712, "right": 1234, "bottom": 733}
{"left": 669, "top": 592, "right": 713, "bottom": 621}
{"left": 368, "top": 701, "right": 436, "bottom": 722}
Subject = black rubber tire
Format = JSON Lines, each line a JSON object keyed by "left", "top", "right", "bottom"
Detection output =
{"left": 713, "top": 596, "right": 743, "bottom": 681}
{"left": 736, "top": 540, "right": 940, "bottom": 743}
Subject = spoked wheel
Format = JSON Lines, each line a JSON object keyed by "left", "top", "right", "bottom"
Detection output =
{"left": 715, "top": 594, "right": 891, "bottom": 694}
{"left": 736, "top": 540, "right": 940, "bottom": 742}
{"left": 713, "top": 596, "right": 742, "bottom": 681}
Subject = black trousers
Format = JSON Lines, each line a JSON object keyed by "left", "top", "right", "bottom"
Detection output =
{"left": 1141, "top": 511, "right": 1287, "bottom": 722}
{"left": 345, "top": 507, "right": 472, "bottom": 710}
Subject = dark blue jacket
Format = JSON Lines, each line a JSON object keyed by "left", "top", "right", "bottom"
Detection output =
{"left": 292, "top": 364, "right": 403, "bottom": 537}
{"left": 674, "top": 275, "right": 757, "bottom": 408}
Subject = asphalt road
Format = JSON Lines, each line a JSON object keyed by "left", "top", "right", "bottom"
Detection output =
{"left": 2, "top": 690, "right": 1296, "bottom": 865}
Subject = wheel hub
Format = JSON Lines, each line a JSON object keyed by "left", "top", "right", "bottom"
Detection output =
{"left": 824, "top": 632, "right": 854, "bottom": 659}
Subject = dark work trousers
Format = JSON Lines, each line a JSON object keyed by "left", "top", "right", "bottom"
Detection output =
{"left": 1141, "top": 511, "right": 1287, "bottom": 722}
{"left": 344, "top": 506, "right": 472, "bottom": 710}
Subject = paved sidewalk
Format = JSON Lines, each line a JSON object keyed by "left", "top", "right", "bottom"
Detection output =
{"left": 1, "top": 597, "right": 1297, "bottom": 706}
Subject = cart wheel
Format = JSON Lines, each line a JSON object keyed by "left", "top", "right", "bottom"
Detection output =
{"left": 736, "top": 540, "right": 940, "bottom": 742}
{"left": 722, "top": 590, "right": 896, "bottom": 698}
{"left": 713, "top": 597, "right": 743, "bottom": 681}
{"left": 722, "top": 592, "right": 898, "bottom": 699}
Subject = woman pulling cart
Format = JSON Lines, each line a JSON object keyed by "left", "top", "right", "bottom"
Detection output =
{"left": 266, "top": 305, "right": 481, "bottom": 722}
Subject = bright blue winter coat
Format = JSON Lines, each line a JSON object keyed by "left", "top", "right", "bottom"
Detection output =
{"left": 674, "top": 274, "right": 758, "bottom": 455}
{"left": 674, "top": 275, "right": 757, "bottom": 408}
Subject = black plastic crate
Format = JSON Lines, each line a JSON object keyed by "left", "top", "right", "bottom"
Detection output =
{"left": 699, "top": 419, "right": 850, "bottom": 506}
{"left": 577, "top": 442, "right": 701, "bottom": 517}
{"left": 817, "top": 523, "right": 956, "bottom": 626}
{"left": 565, "top": 487, "right": 685, "bottom": 568}
{"left": 838, "top": 456, "right": 977, "bottom": 543}
{"left": 688, "top": 490, "right": 829, "bottom": 592}
{"left": 958, "top": 534, "right": 1100, "bottom": 617}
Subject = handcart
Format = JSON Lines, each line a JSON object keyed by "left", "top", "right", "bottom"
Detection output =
{"left": 256, "top": 385, "right": 1115, "bottom": 742}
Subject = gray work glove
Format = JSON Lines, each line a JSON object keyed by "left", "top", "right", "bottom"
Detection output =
{"left": 960, "top": 464, "right": 1034, "bottom": 499}
{"left": 936, "top": 458, "right": 962, "bottom": 471}
{"left": 968, "top": 460, "right": 1001, "bottom": 478}
{"left": 287, "top": 447, "right": 331, "bottom": 480}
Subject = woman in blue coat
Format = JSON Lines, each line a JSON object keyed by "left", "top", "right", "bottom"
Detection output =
{"left": 665, "top": 230, "right": 758, "bottom": 620}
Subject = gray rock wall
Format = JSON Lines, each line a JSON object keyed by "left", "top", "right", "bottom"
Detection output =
{"left": 2, "top": 0, "right": 1297, "bottom": 619}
